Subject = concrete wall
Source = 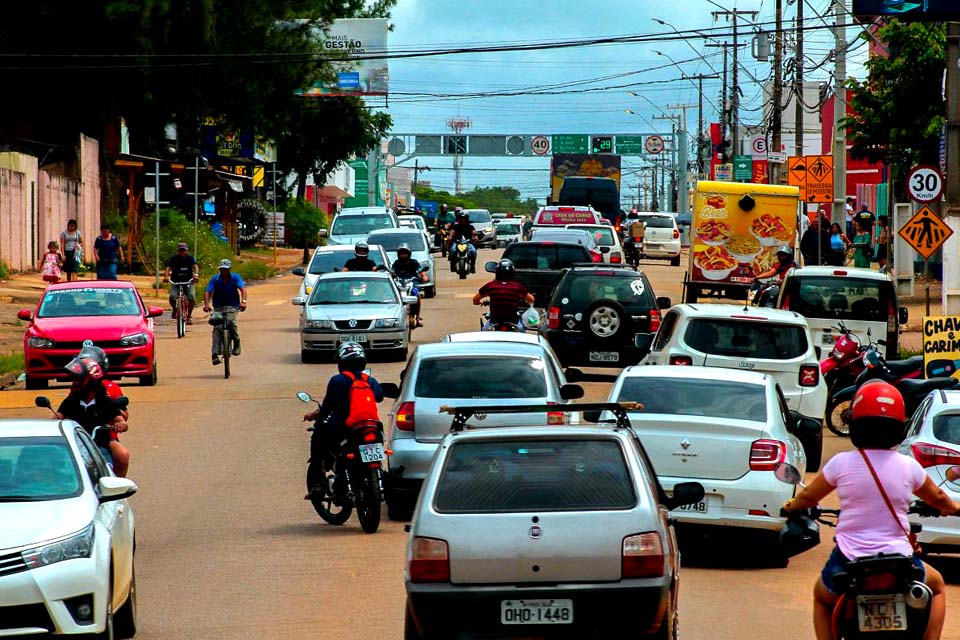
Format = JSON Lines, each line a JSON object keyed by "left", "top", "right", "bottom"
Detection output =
{"left": 0, "top": 169, "right": 29, "bottom": 271}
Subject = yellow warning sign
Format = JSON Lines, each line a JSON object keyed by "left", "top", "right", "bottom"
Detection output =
{"left": 787, "top": 156, "right": 807, "bottom": 201}
{"left": 898, "top": 205, "right": 954, "bottom": 260}
{"left": 804, "top": 155, "right": 833, "bottom": 203}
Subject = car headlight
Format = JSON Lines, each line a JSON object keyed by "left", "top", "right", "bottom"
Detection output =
{"left": 305, "top": 319, "right": 333, "bottom": 330}
{"left": 119, "top": 332, "right": 148, "bottom": 346}
{"left": 375, "top": 318, "right": 400, "bottom": 328}
{"left": 22, "top": 523, "right": 94, "bottom": 569}
{"left": 483, "top": 226, "right": 493, "bottom": 233}
{"left": 27, "top": 336, "right": 55, "bottom": 349}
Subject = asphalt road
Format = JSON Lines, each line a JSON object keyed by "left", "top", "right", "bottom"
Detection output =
{"left": 2, "top": 249, "right": 960, "bottom": 639}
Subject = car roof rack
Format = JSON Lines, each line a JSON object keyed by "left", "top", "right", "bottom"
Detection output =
{"left": 440, "top": 402, "right": 642, "bottom": 433}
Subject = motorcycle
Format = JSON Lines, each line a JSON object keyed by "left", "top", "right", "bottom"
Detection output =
{"left": 775, "top": 462, "right": 959, "bottom": 639}
{"left": 449, "top": 236, "right": 473, "bottom": 280}
{"left": 623, "top": 237, "right": 641, "bottom": 269}
{"left": 395, "top": 265, "right": 430, "bottom": 331}
{"left": 479, "top": 300, "right": 540, "bottom": 332}
{"left": 298, "top": 388, "right": 398, "bottom": 534}
{"left": 826, "top": 345, "right": 954, "bottom": 437}
{"left": 821, "top": 321, "right": 868, "bottom": 395}
{"left": 434, "top": 223, "right": 451, "bottom": 257}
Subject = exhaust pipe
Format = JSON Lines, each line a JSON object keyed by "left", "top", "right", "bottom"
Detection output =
{"left": 905, "top": 581, "right": 932, "bottom": 609}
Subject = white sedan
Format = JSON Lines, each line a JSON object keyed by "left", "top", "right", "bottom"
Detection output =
{"left": 0, "top": 418, "right": 138, "bottom": 637}
{"left": 603, "top": 366, "right": 820, "bottom": 564}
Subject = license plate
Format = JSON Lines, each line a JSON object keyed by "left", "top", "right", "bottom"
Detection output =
{"left": 358, "top": 443, "right": 385, "bottom": 463}
{"left": 646, "top": 243, "right": 661, "bottom": 249}
{"left": 857, "top": 594, "right": 907, "bottom": 632}
{"left": 339, "top": 334, "right": 368, "bottom": 343}
{"left": 501, "top": 599, "right": 573, "bottom": 625}
{"left": 822, "top": 334, "right": 836, "bottom": 344}
{"left": 589, "top": 351, "right": 619, "bottom": 362}
{"left": 678, "top": 500, "right": 707, "bottom": 513}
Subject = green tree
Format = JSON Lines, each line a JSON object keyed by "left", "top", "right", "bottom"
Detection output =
{"left": 285, "top": 199, "right": 328, "bottom": 263}
{"left": 846, "top": 21, "right": 946, "bottom": 196}
{"left": 460, "top": 186, "right": 541, "bottom": 216}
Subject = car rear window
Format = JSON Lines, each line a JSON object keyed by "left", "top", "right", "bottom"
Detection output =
{"left": 785, "top": 276, "right": 893, "bottom": 322}
{"left": 434, "top": 439, "right": 636, "bottom": 513}
{"left": 414, "top": 357, "right": 548, "bottom": 398}
{"left": 560, "top": 274, "right": 654, "bottom": 310}
{"left": 367, "top": 232, "right": 426, "bottom": 252}
{"left": 617, "top": 377, "right": 767, "bottom": 421}
{"left": 683, "top": 319, "right": 808, "bottom": 360}
{"left": 309, "top": 250, "right": 385, "bottom": 274}
{"left": 504, "top": 244, "right": 590, "bottom": 269}
{"left": 577, "top": 226, "right": 615, "bottom": 245}
{"left": 639, "top": 216, "right": 674, "bottom": 229}
{"left": 933, "top": 414, "right": 960, "bottom": 446}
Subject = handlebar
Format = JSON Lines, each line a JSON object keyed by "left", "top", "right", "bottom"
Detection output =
{"left": 786, "top": 502, "right": 959, "bottom": 522}
{"left": 169, "top": 279, "right": 195, "bottom": 286}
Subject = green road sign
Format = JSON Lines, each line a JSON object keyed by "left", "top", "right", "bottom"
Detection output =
{"left": 733, "top": 155, "right": 753, "bottom": 182}
{"left": 552, "top": 135, "right": 589, "bottom": 154}
{"left": 616, "top": 136, "right": 645, "bottom": 154}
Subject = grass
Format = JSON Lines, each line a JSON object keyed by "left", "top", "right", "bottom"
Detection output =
{"left": 899, "top": 347, "right": 923, "bottom": 359}
{"left": 0, "top": 352, "right": 24, "bottom": 376}
{"left": 234, "top": 260, "right": 276, "bottom": 281}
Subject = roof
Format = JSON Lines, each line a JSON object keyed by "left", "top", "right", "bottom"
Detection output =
{"left": 446, "top": 424, "right": 630, "bottom": 442}
{"left": 788, "top": 266, "right": 892, "bottom": 281}
{"left": 634, "top": 211, "right": 674, "bottom": 217}
{"left": 672, "top": 303, "right": 807, "bottom": 324}
{"left": 46, "top": 280, "right": 137, "bottom": 292}
{"left": 0, "top": 420, "right": 67, "bottom": 439}
{"left": 537, "top": 205, "right": 596, "bottom": 212}
{"left": 316, "top": 244, "right": 383, "bottom": 252}
{"left": 398, "top": 215, "right": 423, "bottom": 220}
{"left": 443, "top": 331, "right": 542, "bottom": 345}
{"left": 337, "top": 207, "right": 393, "bottom": 216}
{"left": 936, "top": 390, "right": 960, "bottom": 405}
{"left": 620, "top": 364, "right": 772, "bottom": 386}
{"left": 315, "top": 271, "right": 394, "bottom": 282}
{"left": 367, "top": 228, "right": 425, "bottom": 237}
{"left": 415, "top": 341, "right": 545, "bottom": 358}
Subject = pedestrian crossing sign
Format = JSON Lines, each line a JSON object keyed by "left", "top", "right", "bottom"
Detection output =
{"left": 898, "top": 205, "right": 953, "bottom": 259}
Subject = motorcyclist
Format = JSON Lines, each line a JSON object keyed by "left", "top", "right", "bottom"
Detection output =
{"left": 448, "top": 209, "right": 478, "bottom": 273}
{"left": 624, "top": 211, "right": 645, "bottom": 261}
{"left": 755, "top": 245, "right": 796, "bottom": 283}
{"left": 435, "top": 204, "right": 454, "bottom": 257}
{"left": 342, "top": 242, "right": 379, "bottom": 272}
{"left": 202, "top": 259, "right": 247, "bottom": 366}
{"left": 391, "top": 243, "right": 426, "bottom": 327}
{"left": 303, "top": 342, "right": 385, "bottom": 497}
{"left": 473, "top": 258, "right": 535, "bottom": 329}
{"left": 782, "top": 380, "right": 960, "bottom": 640}
{"left": 74, "top": 345, "right": 131, "bottom": 477}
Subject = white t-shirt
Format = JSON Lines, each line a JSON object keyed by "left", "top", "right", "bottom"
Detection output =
{"left": 845, "top": 204, "right": 854, "bottom": 223}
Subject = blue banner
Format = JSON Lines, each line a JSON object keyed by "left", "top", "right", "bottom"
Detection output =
{"left": 418, "top": 200, "right": 438, "bottom": 219}
{"left": 853, "top": 1, "right": 960, "bottom": 19}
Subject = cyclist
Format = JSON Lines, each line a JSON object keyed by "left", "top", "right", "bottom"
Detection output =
{"left": 782, "top": 380, "right": 960, "bottom": 640}
{"left": 163, "top": 242, "right": 200, "bottom": 324}
{"left": 473, "top": 258, "right": 535, "bottom": 329}
{"left": 391, "top": 243, "right": 427, "bottom": 327}
{"left": 342, "top": 242, "right": 379, "bottom": 272}
{"left": 202, "top": 259, "right": 247, "bottom": 366}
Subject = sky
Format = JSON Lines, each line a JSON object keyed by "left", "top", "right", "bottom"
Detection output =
{"left": 379, "top": 0, "right": 869, "bottom": 204}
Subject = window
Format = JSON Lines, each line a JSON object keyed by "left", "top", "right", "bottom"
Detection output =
{"left": 785, "top": 276, "right": 892, "bottom": 322}
{"left": 571, "top": 226, "right": 615, "bottom": 246}
{"left": 565, "top": 274, "right": 653, "bottom": 311}
{"left": 617, "top": 377, "right": 767, "bottom": 421}
{"left": 652, "top": 311, "right": 680, "bottom": 351}
{"left": 0, "top": 436, "right": 82, "bottom": 500}
{"left": 434, "top": 439, "right": 636, "bottom": 513}
{"left": 933, "top": 413, "right": 960, "bottom": 446}
{"left": 414, "top": 357, "right": 548, "bottom": 399}
{"left": 775, "top": 384, "right": 793, "bottom": 426}
{"left": 38, "top": 287, "right": 141, "bottom": 318}
{"left": 907, "top": 396, "right": 935, "bottom": 438}
{"left": 74, "top": 429, "right": 109, "bottom": 484}
{"left": 368, "top": 233, "right": 426, "bottom": 252}
{"left": 465, "top": 211, "right": 492, "bottom": 224}
{"left": 683, "top": 319, "right": 808, "bottom": 360}
{"left": 331, "top": 215, "right": 394, "bottom": 236}
{"left": 504, "top": 245, "right": 589, "bottom": 269}
{"left": 309, "top": 250, "right": 385, "bottom": 275}
{"left": 638, "top": 216, "right": 674, "bottom": 229}
{"left": 309, "top": 278, "right": 397, "bottom": 305}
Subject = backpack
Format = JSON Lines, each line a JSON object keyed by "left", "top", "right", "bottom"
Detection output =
{"left": 343, "top": 371, "right": 380, "bottom": 428}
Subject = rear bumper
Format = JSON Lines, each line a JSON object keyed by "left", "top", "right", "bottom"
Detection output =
{"left": 406, "top": 578, "right": 672, "bottom": 638}
{"left": 913, "top": 516, "right": 960, "bottom": 548}
{"left": 661, "top": 475, "right": 792, "bottom": 531}
{"left": 544, "top": 332, "right": 649, "bottom": 368}
{"left": 642, "top": 240, "right": 681, "bottom": 258}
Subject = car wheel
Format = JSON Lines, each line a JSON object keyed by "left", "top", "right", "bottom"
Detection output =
{"left": 139, "top": 361, "right": 157, "bottom": 386}
{"left": 650, "top": 609, "right": 678, "bottom": 639}
{"left": 424, "top": 285, "right": 436, "bottom": 299}
{"left": 584, "top": 300, "right": 627, "bottom": 340}
{"left": 113, "top": 563, "right": 137, "bottom": 639}
{"left": 301, "top": 349, "right": 319, "bottom": 364}
{"left": 24, "top": 376, "right": 48, "bottom": 390}
{"left": 670, "top": 255, "right": 681, "bottom": 267}
{"left": 760, "top": 531, "right": 789, "bottom": 568}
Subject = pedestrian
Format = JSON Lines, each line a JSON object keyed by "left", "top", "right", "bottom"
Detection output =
{"left": 845, "top": 197, "right": 856, "bottom": 241}
{"left": 876, "top": 216, "right": 890, "bottom": 271}
{"left": 93, "top": 223, "right": 124, "bottom": 280}
{"left": 59, "top": 218, "right": 82, "bottom": 282}
{"left": 827, "top": 223, "right": 850, "bottom": 266}
{"left": 852, "top": 220, "right": 874, "bottom": 269}
{"left": 800, "top": 220, "right": 820, "bottom": 266}
{"left": 856, "top": 204, "right": 876, "bottom": 239}
{"left": 41, "top": 241, "right": 62, "bottom": 284}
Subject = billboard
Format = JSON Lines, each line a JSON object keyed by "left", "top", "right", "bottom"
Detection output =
{"left": 853, "top": 1, "right": 960, "bottom": 20}
{"left": 301, "top": 18, "right": 389, "bottom": 97}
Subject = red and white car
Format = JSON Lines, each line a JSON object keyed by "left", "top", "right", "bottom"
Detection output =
{"left": 19, "top": 281, "right": 163, "bottom": 389}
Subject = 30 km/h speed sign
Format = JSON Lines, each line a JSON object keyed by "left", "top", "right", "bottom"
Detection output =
{"left": 907, "top": 165, "right": 945, "bottom": 203}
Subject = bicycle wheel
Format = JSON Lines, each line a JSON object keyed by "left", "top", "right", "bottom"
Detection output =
{"left": 223, "top": 327, "right": 231, "bottom": 379}
{"left": 176, "top": 295, "right": 187, "bottom": 338}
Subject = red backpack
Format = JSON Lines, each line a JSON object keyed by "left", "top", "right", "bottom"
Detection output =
{"left": 343, "top": 371, "right": 380, "bottom": 428}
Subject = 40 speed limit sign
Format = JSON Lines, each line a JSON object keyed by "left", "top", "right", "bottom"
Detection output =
{"left": 907, "top": 165, "right": 945, "bottom": 203}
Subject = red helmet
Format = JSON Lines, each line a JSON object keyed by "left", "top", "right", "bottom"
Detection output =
{"left": 64, "top": 356, "right": 104, "bottom": 383}
{"left": 850, "top": 380, "right": 907, "bottom": 449}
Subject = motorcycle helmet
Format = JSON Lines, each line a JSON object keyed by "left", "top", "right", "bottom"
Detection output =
{"left": 397, "top": 243, "right": 412, "bottom": 259}
{"left": 64, "top": 355, "right": 105, "bottom": 386}
{"left": 354, "top": 242, "right": 369, "bottom": 258}
{"left": 337, "top": 341, "right": 367, "bottom": 372}
{"left": 77, "top": 344, "right": 109, "bottom": 372}
{"left": 850, "top": 379, "right": 908, "bottom": 449}
{"left": 779, "top": 512, "right": 821, "bottom": 558}
{"left": 495, "top": 259, "right": 516, "bottom": 281}
{"left": 776, "top": 245, "right": 793, "bottom": 259}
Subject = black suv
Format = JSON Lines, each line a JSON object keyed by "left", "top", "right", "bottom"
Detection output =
{"left": 542, "top": 265, "right": 670, "bottom": 368}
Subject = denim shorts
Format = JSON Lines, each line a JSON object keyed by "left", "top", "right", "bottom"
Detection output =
{"left": 821, "top": 546, "right": 925, "bottom": 594}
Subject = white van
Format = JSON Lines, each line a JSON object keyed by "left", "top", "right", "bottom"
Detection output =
{"left": 776, "top": 266, "right": 907, "bottom": 359}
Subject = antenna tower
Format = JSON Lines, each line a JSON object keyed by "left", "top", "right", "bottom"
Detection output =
{"left": 447, "top": 116, "right": 472, "bottom": 194}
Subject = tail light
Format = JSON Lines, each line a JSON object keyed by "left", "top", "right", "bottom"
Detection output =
{"left": 547, "top": 401, "right": 564, "bottom": 425}
{"left": 669, "top": 355, "right": 693, "bottom": 366}
{"left": 750, "top": 439, "right": 787, "bottom": 471}
{"left": 622, "top": 532, "right": 664, "bottom": 578}
{"left": 611, "top": 253, "right": 622, "bottom": 263}
{"left": 673, "top": 229, "right": 680, "bottom": 239}
{"left": 862, "top": 572, "right": 898, "bottom": 592}
{"left": 396, "top": 402, "right": 415, "bottom": 432}
{"left": 799, "top": 365, "right": 819, "bottom": 387}
{"left": 590, "top": 251, "right": 602, "bottom": 263}
{"left": 649, "top": 309, "right": 661, "bottom": 333}
{"left": 408, "top": 537, "right": 450, "bottom": 583}
{"left": 548, "top": 306, "right": 560, "bottom": 330}
{"left": 887, "top": 298, "right": 897, "bottom": 334}
{"left": 362, "top": 430, "right": 378, "bottom": 442}
{"left": 911, "top": 442, "right": 960, "bottom": 468}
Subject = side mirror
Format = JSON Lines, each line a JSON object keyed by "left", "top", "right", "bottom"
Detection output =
{"left": 774, "top": 462, "right": 803, "bottom": 486}
{"left": 381, "top": 382, "right": 401, "bottom": 399}
{"left": 292, "top": 267, "right": 306, "bottom": 277}
{"left": 655, "top": 297, "right": 672, "bottom": 310}
{"left": 402, "top": 295, "right": 418, "bottom": 305}
{"left": 146, "top": 306, "right": 164, "bottom": 318}
{"left": 296, "top": 392, "right": 313, "bottom": 403}
{"left": 35, "top": 396, "right": 51, "bottom": 409}
{"left": 98, "top": 476, "right": 138, "bottom": 503}
{"left": 484, "top": 261, "right": 498, "bottom": 274}
{"left": 564, "top": 367, "right": 584, "bottom": 383}
{"left": 318, "top": 229, "right": 328, "bottom": 238}
{"left": 17, "top": 309, "right": 32, "bottom": 321}
{"left": 559, "top": 383, "right": 585, "bottom": 400}
{"left": 599, "top": 246, "right": 610, "bottom": 254}
{"left": 666, "top": 482, "right": 706, "bottom": 511}
{"left": 898, "top": 307, "right": 909, "bottom": 325}
{"left": 292, "top": 296, "right": 306, "bottom": 306}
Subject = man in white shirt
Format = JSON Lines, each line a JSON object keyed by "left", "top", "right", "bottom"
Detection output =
{"left": 845, "top": 197, "right": 855, "bottom": 241}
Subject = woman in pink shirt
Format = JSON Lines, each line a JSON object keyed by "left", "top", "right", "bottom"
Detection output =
{"left": 783, "top": 380, "right": 960, "bottom": 640}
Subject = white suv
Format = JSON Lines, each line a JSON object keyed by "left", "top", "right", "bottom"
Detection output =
{"left": 639, "top": 304, "right": 827, "bottom": 422}
{"left": 636, "top": 212, "right": 681, "bottom": 266}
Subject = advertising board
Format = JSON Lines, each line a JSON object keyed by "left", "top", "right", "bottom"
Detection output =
{"left": 301, "top": 18, "right": 389, "bottom": 96}
{"left": 853, "top": 1, "right": 960, "bottom": 20}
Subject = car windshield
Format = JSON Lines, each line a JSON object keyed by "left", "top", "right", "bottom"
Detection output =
{"left": 505, "top": 244, "right": 590, "bottom": 269}
{"left": 309, "top": 250, "right": 385, "bottom": 275}
{"left": 786, "top": 276, "right": 891, "bottom": 322}
{"left": 368, "top": 232, "right": 426, "bottom": 252}
{"left": 638, "top": 216, "right": 674, "bottom": 229}
{"left": 466, "top": 211, "right": 492, "bottom": 224}
{"left": 434, "top": 439, "right": 635, "bottom": 513}
{"left": 38, "top": 287, "right": 141, "bottom": 318}
{"left": 497, "top": 222, "right": 521, "bottom": 234}
{"left": 933, "top": 414, "right": 960, "bottom": 446}
{"left": 563, "top": 274, "right": 653, "bottom": 310}
{"left": 331, "top": 215, "right": 394, "bottom": 236}
{"left": 414, "top": 356, "right": 548, "bottom": 398}
{"left": 617, "top": 377, "right": 767, "bottom": 421}
{"left": 309, "top": 278, "right": 397, "bottom": 305}
{"left": 684, "top": 319, "right": 808, "bottom": 360}
{"left": 570, "top": 225, "right": 615, "bottom": 245}
{"left": 0, "top": 437, "right": 82, "bottom": 501}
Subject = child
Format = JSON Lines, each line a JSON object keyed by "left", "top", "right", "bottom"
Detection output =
{"left": 41, "top": 241, "right": 62, "bottom": 284}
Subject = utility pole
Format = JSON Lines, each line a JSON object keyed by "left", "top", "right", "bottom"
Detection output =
{"left": 945, "top": 22, "right": 960, "bottom": 314}
{"left": 794, "top": 0, "right": 805, "bottom": 158}
{"left": 712, "top": 9, "right": 758, "bottom": 157}
{"left": 706, "top": 44, "right": 732, "bottom": 156}
{"left": 832, "top": 0, "right": 847, "bottom": 228}
{"left": 684, "top": 74, "right": 720, "bottom": 174}
{"left": 770, "top": 0, "right": 785, "bottom": 184}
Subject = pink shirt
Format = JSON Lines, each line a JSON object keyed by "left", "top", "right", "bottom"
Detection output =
{"left": 823, "top": 449, "right": 926, "bottom": 559}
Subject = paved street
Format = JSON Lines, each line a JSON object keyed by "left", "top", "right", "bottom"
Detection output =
{"left": 2, "top": 252, "right": 959, "bottom": 640}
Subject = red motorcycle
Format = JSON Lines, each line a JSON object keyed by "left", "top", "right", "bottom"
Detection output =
{"left": 820, "top": 322, "right": 867, "bottom": 396}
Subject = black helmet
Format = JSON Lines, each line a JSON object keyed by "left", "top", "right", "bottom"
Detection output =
{"left": 77, "top": 344, "right": 109, "bottom": 372}
{"left": 354, "top": 242, "right": 369, "bottom": 257}
{"left": 337, "top": 341, "right": 367, "bottom": 372}
{"left": 495, "top": 259, "right": 516, "bottom": 281}
{"left": 397, "top": 243, "right": 412, "bottom": 258}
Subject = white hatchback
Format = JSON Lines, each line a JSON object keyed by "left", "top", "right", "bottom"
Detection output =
{"left": 635, "top": 212, "right": 681, "bottom": 266}
{"left": 565, "top": 223, "right": 624, "bottom": 264}
{"left": 0, "top": 419, "right": 138, "bottom": 638}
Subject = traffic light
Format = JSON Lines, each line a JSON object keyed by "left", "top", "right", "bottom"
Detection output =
{"left": 591, "top": 136, "right": 614, "bottom": 154}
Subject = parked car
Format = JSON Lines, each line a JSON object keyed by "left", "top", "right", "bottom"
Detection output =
{"left": 384, "top": 338, "right": 584, "bottom": 520}
{"left": 19, "top": 281, "right": 164, "bottom": 389}
{"left": 366, "top": 228, "right": 437, "bottom": 298}
{"left": 0, "top": 418, "right": 138, "bottom": 638}
{"left": 566, "top": 223, "right": 624, "bottom": 264}
{"left": 294, "top": 272, "right": 414, "bottom": 363}
{"left": 640, "top": 304, "right": 828, "bottom": 423}
{"left": 542, "top": 265, "right": 669, "bottom": 367}
{"left": 404, "top": 402, "right": 703, "bottom": 639}
{"left": 497, "top": 241, "right": 594, "bottom": 307}
{"left": 291, "top": 244, "right": 390, "bottom": 302}
{"left": 900, "top": 389, "right": 960, "bottom": 552}
{"left": 320, "top": 207, "right": 398, "bottom": 246}
{"left": 635, "top": 212, "right": 682, "bottom": 266}
{"left": 463, "top": 209, "right": 497, "bottom": 248}
{"left": 605, "top": 367, "right": 821, "bottom": 563}
{"left": 529, "top": 228, "right": 604, "bottom": 262}
{"left": 494, "top": 218, "right": 523, "bottom": 247}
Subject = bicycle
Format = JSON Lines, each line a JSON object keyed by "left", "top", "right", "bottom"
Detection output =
{"left": 168, "top": 279, "right": 194, "bottom": 338}
{"left": 209, "top": 306, "right": 240, "bottom": 379}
